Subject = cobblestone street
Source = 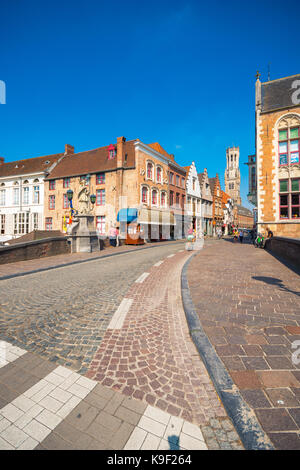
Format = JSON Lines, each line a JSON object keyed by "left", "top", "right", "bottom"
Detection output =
{"left": 188, "top": 238, "right": 300, "bottom": 450}
{"left": 0, "top": 241, "right": 243, "bottom": 450}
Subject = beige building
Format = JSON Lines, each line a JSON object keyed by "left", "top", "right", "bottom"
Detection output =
{"left": 255, "top": 73, "right": 300, "bottom": 237}
{"left": 225, "top": 147, "right": 242, "bottom": 205}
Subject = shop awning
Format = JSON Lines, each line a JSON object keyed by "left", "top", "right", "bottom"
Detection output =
{"left": 117, "top": 208, "right": 138, "bottom": 223}
{"left": 138, "top": 208, "right": 176, "bottom": 225}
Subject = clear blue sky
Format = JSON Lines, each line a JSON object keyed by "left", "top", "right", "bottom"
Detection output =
{"left": 1, "top": 0, "right": 299, "bottom": 208}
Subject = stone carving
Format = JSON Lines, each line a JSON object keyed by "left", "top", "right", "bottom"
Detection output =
{"left": 78, "top": 182, "right": 90, "bottom": 215}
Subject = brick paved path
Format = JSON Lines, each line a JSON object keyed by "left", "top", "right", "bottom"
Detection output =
{"left": 0, "top": 241, "right": 243, "bottom": 450}
{"left": 187, "top": 238, "right": 300, "bottom": 450}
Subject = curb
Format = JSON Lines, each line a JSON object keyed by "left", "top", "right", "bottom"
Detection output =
{"left": 181, "top": 253, "right": 274, "bottom": 451}
{"left": 0, "top": 240, "right": 184, "bottom": 282}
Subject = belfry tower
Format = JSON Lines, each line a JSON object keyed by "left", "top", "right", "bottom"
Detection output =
{"left": 225, "top": 147, "right": 241, "bottom": 205}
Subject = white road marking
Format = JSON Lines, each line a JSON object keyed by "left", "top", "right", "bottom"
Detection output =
{"left": 154, "top": 260, "right": 164, "bottom": 267}
{"left": 107, "top": 298, "right": 133, "bottom": 330}
{"left": 135, "top": 272, "right": 149, "bottom": 283}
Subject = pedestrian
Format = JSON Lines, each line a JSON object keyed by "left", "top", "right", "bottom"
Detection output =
{"left": 239, "top": 229, "right": 244, "bottom": 243}
{"left": 108, "top": 224, "right": 117, "bottom": 247}
{"left": 266, "top": 227, "right": 273, "bottom": 239}
{"left": 233, "top": 228, "right": 238, "bottom": 242}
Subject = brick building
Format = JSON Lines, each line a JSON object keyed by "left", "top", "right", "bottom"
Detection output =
{"left": 255, "top": 72, "right": 300, "bottom": 237}
{"left": 44, "top": 137, "right": 176, "bottom": 241}
{"left": 209, "top": 174, "right": 223, "bottom": 236}
{"left": 232, "top": 204, "right": 254, "bottom": 230}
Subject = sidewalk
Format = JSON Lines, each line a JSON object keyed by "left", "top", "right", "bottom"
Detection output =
{"left": 0, "top": 248, "right": 243, "bottom": 450}
{"left": 186, "top": 239, "right": 300, "bottom": 450}
{"left": 0, "top": 240, "right": 183, "bottom": 281}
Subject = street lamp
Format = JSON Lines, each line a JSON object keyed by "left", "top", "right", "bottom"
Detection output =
{"left": 90, "top": 194, "right": 96, "bottom": 205}
{"left": 67, "top": 189, "right": 73, "bottom": 202}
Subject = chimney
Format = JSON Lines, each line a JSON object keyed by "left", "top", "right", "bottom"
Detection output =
{"left": 0, "top": 157, "right": 4, "bottom": 165}
{"left": 65, "top": 144, "right": 74, "bottom": 155}
{"left": 117, "top": 136, "right": 126, "bottom": 167}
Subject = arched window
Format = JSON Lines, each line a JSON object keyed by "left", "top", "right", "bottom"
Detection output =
{"left": 147, "top": 162, "right": 154, "bottom": 179}
{"left": 156, "top": 166, "right": 162, "bottom": 183}
{"left": 141, "top": 186, "right": 148, "bottom": 204}
{"left": 152, "top": 189, "right": 158, "bottom": 205}
{"left": 161, "top": 191, "right": 166, "bottom": 207}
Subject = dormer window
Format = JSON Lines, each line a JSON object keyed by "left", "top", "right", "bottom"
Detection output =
{"left": 108, "top": 144, "right": 116, "bottom": 160}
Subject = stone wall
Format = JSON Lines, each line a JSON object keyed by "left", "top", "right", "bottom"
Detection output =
{"left": 0, "top": 237, "right": 71, "bottom": 265}
{"left": 265, "top": 236, "right": 300, "bottom": 269}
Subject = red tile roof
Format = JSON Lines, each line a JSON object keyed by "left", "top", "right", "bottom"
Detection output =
{"left": 45, "top": 140, "right": 137, "bottom": 180}
{"left": 0, "top": 153, "right": 64, "bottom": 178}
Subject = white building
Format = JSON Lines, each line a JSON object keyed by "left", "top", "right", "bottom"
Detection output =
{"left": 198, "top": 168, "right": 213, "bottom": 236}
{"left": 0, "top": 149, "right": 67, "bottom": 242}
{"left": 184, "top": 162, "right": 202, "bottom": 236}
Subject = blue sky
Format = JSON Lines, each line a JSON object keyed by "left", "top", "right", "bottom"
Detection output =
{"left": 1, "top": 0, "right": 299, "bottom": 208}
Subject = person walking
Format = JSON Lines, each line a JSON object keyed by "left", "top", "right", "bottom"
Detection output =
{"left": 239, "top": 229, "right": 244, "bottom": 243}
{"left": 108, "top": 224, "right": 117, "bottom": 247}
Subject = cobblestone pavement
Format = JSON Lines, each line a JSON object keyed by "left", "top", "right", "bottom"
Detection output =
{"left": 187, "top": 238, "right": 300, "bottom": 450}
{"left": 0, "top": 240, "right": 180, "bottom": 280}
{"left": 0, "top": 240, "right": 243, "bottom": 450}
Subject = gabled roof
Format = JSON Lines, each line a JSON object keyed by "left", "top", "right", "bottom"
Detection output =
{"left": 147, "top": 142, "right": 172, "bottom": 159}
{"left": 0, "top": 153, "right": 63, "bottom": 178}
{"left": 46, "top": 140, "right": 137, "bottom": 180}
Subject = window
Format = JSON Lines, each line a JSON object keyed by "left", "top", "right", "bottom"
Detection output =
{"left": 141, "top": 186, "right": 148, "bottom": 204}
{"left": 14, "top": 213, "right": 29, "bottom": 235}
{"left": 96, "top": 216, "right": 106, "bottom": 234}
{"left": 96, "top": 189, "right": 105, "bottom": 206}
{"left": 182, "top": 195, "right": 185, "bottom": 208}
{"left": 63, "top": 177, "right": 70, "bottom": 188}
{"left": 152, "top": 189, "right": 158, "bottom": 205}
{"left": 176, "top": 193, "right": 180, "bottom": 206}
{"left": 192, "top": 178, "right": 196, "bottom": 191}
{"left": 33, "top": 213, "right": 39, "bottom": 230}
{"left": 0, "top": 189, "right": 5, "bottom": 206}
{"left": 49, "top": 195, "right": 55, "bottom": 210}
{"left": 13, "top": 188, "right": 19, "bottom": 205}
{"left": 108, "top": 147, "right": 116, "bottom": 160}
{"left": 156, "top": 166, "right": 162, "bottom": 183}
{"left": 96, "top": 173, "right": 105, "bottom": 185}
{"left": 0, "top": 214, "right": 5, "bottom": 234}
{"left": 49, "top": 180, "right": 56, "bottom": 190}
{"left": 170, "top": 191, "right": 174, "bottom": 206}
{"left": 63, "top": 194, "right": 69, "bottom": 209}
{"left": 33, "top": 186, "right": 40, "bottom": 204}
{"left": 169, "top": 172, "right": 174, "bottom": 184}
{"left": 181, "top": 178, "right": 185, "bottom": 188}
{"left": 45, "top": 217, "right": 52, "bottom": 231}
{"left": 279, "top": 126, "right": 299, "bottom": 165}
{"left": 279, "top": 179, "right": 300, "bottom": 219}
{"left": 176, "top": 175, "right": 180, "bottom": 186}
{"left": 161, "top": 191, "right": 166, "bottom": 207}
{"left": 23, "top": 186, "right": 29, "bottom": 205}
{"left": 147, "top": 162, "right": 154, "bottom": 179}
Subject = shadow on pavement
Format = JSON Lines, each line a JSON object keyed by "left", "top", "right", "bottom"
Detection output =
{"left": 252, "top": 275, "right": 300, "bottom": 297}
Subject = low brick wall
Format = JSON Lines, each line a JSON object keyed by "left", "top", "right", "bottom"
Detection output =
{"left": 265, "top": 236, "right": 300, "bottom": 269}
{"left": 0, "top": 237, "right": 71, "bottom": 265}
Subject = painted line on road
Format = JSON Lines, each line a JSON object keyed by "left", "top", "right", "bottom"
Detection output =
{"left": 167, "top": 254, "right": 175, "bottom": 258}
{"left": 135, "top": 272, "right": 150, "bottom": 284}
{"left": 153, "top": 260, "right": 164, "bottom": 267}
{"left": 107, "top": 298, "right": 133, "bottom": 330}
{"left": 0, "top": 341, "right": 27, "bottom": 369}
